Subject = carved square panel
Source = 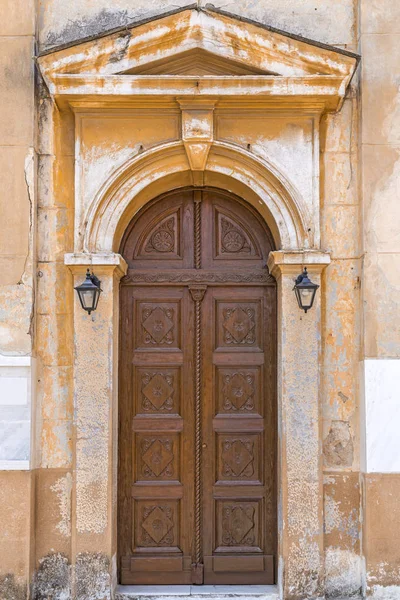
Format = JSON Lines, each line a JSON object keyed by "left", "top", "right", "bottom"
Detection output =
{"left": 215, "top": 301, "right": 262, "bottom": 350}
{"left": 135, "top": 367, "right": 181, "bottom": 415}
{"left": 216, "top": 367, "right": 261, "bottom": 415}
{"left": 135, "top": 433, "right": 180, "bottom": 481}
{"left": 217, "top": 433, "right": 261, "bottom": 483}
{"left": 135, "top": 301, "right": 181, "bottom": 350}
{"left": 134, "top": 500, "right": 180, "bottom": 549}
{"left": 215, "top": 500, "right": 262, "bottom": 552}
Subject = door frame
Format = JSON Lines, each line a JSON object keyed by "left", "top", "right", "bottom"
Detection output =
{"left": 117, "top": 189, "right": 278, "bottom": 585}
{"left": 65, "top": 244, "right": 329, "bottom": 599}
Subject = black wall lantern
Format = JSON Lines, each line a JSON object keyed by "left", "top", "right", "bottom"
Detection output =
{"left": 293, "top": 267, "right": 319, "bottom": 313}
{"left": 75, "top": 269, "right": 102, "bottom": 315}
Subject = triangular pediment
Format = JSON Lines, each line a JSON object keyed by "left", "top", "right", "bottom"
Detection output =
{"left": 38, "top": 7, "right": 359, "bottom": 84}
{"left": 120, "top": 48, "right": 275, "bottom": 76}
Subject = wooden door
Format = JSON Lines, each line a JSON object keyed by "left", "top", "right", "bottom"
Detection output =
{"left": 119, "top": 189, "right": 276, "bottom": 585}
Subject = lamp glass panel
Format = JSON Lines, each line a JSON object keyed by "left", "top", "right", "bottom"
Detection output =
{"left": 81, "top": 289, "right": 96, "bottom": 310}
{"left": 300, "top": 287, "right": 314, "bottom": 308}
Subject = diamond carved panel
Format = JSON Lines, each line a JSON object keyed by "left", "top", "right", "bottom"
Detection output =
{"left": 216, "top": 501, "right": 261, "bottom": 550}
{"left": 136, "top": 368, "right": 180, "bottom": 415}
{"left": 137, "top": 434, "right": 178, "bottom": 480}
{"left": 138, "top": 503, "right": 177, "bottom": 547}
{"left": 136, "top": 301, "right": 181, "bottom": 349}
{"left": 223, "top": 306, "right": 255, "bottom": 344}
{"left": 222, "top": 504, "right": 256, "bottom": 545}
{"left": 142, "top": 372, "right": 174, "bottom": 411}
{"left": 218, "top": 434, "right": 260, "bottom": 482}
{"left": 142, "top": 306, "right": 174, "bottom": 344}
{"left": 222, "top": 372, "right": 255, "bottom": 412}
{"left": 222, "top": 439, "right": 254, "bottom": 478}
{"left": 216, "top": 301, "right": 261, "bottom": 350}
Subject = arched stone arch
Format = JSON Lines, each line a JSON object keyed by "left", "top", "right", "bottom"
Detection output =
{"left": 82, "top": 140, "right": 312, "bottom": 254}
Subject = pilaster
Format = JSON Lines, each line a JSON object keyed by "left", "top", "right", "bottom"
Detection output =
{"left": 65, "top": 252, "right": 127, "bottom": 599}
{"left": 267, "top": 250, "right": 330, "bottom": 600}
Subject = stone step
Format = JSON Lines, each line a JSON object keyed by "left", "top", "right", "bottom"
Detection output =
{"left": 116, "top": 584, "right": 279, "bottom": 600}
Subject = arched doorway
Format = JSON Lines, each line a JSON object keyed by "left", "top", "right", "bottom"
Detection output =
{"left": 118, "top": 187, "right": 277, "bottom": 585}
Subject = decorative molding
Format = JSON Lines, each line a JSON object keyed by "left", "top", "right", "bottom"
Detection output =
{"left": 178, "top": 101, "right": 216, "bottom": 171}
{"left": 123, "top": 269, "right": 275, "bottom": 284}
{"left": 267, "top": 250, "right": 331, "bottom": 277}
{"left": 189, "top": 283, "right": 207, "bottom": 572}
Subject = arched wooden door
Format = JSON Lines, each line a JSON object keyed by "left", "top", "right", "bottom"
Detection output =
{"left": 118, "top": 188, "right": 277, "bottom": 585}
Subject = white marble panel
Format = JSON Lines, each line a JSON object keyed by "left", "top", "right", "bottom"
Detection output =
{"left": 0, "top": 355, "right": 33, "bottom": 468}
{"left": 364, "top": 358, "right": 400, "bottom": 473}
{"left": 0, "top": 377, "right": 28, "bottom": 405}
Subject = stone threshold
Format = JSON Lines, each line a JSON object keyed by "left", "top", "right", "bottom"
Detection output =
{"left": 116, "top": 584, "right": 278, "bottom": 600}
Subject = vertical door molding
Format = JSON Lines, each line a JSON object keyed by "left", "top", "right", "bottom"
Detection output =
{"left": 65, "top": 252, "right": 127, "bottom": 597}
{"left": 267, "top": 250, "right": 330, "bottom": 600}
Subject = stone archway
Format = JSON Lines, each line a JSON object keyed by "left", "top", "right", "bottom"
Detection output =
{"left": 48, "top": 6, "right": 357, "bottom": 596}
{"left": 65, "top": 163, "right": 330, "bottom": 597}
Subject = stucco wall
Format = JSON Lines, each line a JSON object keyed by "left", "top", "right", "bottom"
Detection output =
{"left": 361, "top": 1, "right": 400, "bottom": 596}
{"left": 0, "top": 0, "right": 399, "bottom": 598}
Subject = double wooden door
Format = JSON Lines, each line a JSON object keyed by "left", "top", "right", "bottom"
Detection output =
{"left": 119, "top": 189, "right": 276, "bottom": 585}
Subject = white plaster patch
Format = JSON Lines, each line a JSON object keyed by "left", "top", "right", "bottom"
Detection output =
{"left": 325, "top": 547, "right": 362, "bottom": 597}
{"left": 368, "top": 585, "right": 400, "bottom": 600}
{"left": 364, "top": 359, "right": 400, "bottom": 473}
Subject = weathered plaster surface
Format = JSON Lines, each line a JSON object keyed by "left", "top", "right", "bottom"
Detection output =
{"left": 38, "top": 0, "right": 356, "bottom": 52}
{"left": 3, "top": 0, "right": 400, "bottom": 597}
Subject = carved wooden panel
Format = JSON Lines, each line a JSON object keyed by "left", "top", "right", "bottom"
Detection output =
{"left": 217, "top": 434, "right": 261, "bottom": 482}
{"left": 216, "top": 501, "right": 261, "bottom": 550}
{"left": 136, "top": 433, "right": 179, "bottom": 481}
{"left": 135, "top": 301, "right": 181, "bottom": 350}
{"left": 119, "top": 190, "right": 276, "bottom": 585}
{"left": 135, "top": 368, "right": 180, "bottom": 414}
{"left": 136, "top": 209, "right": 182, "bottom": 259}
{"left": 215, "top": 301, "right": 262, "bottom": 350}
{"left": 215, "top": 208, "right": 261, "bottom": 259}
{"left": 216, "top": 367, "right": 261, "bottom": 414}
{"left": 135, "top": 501, "right": 180, "bottom": 549}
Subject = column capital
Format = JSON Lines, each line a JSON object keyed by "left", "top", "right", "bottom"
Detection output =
{"left": 64, "top": 252, "right": 128, "bottom": 279}
{"left": 267, "top": 250, "right": 331, "bottom": 278}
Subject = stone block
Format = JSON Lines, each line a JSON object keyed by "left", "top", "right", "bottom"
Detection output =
{"left": 364, "top": 252, "right": 400, "bottom": 357}
{"left": 362, "top": 33, "right": 400, "bottom": 146}
{"left": 0, "top": 146, "right": 30, "bottom": 258}
{"left": 0, "top": 256, "right": 27, "bottom": 287}
{"left": 0, "top": 471, "right": 32, "bottom": 578}
{"left": 37, "top": 208, "right": 74, "bottom": 262}
{"left": 322, "top": 205, "right": 360, "bottom": 259}
{"left": 35, "top": 469, "right": 72, "bottom": 561}
{"left": 322, "top": 151, "right": 358, "bottom": 206}
{"left": 38, "top": 366, "right": 73, "bottom": 422}
{"left": 0, "top": 283, "right": 33, "bottom": 355}
{"left": 0, "top": 37, "right": 34, "bottom": 145}
{"left": 0, "top": 0, "right": 35, "bottom": 36}
{"left": 37, "top": 261, "right": 73, "bottom": 315}
{"left": 324, "top": 472, "right": 362, "bottom": 597}
{"left": 361, "top": 0, "right": 400, "bottom": 35}
{"left": 324, "top": 472, "right": 361, "bottom": 550}
{"left": 363, "top": 145, "right": 400, "bottom": 254}
{"left": 321, "top": 98, "right": 357, "bottom": 154}
{"left": 36, "top": 313, "right": 73, "bottom": 367}
{"left": 365, "top": 474, "right": 400, "bottom": 588}
{"left": 41, "top": 418, "right": 73, "bottom": 469}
